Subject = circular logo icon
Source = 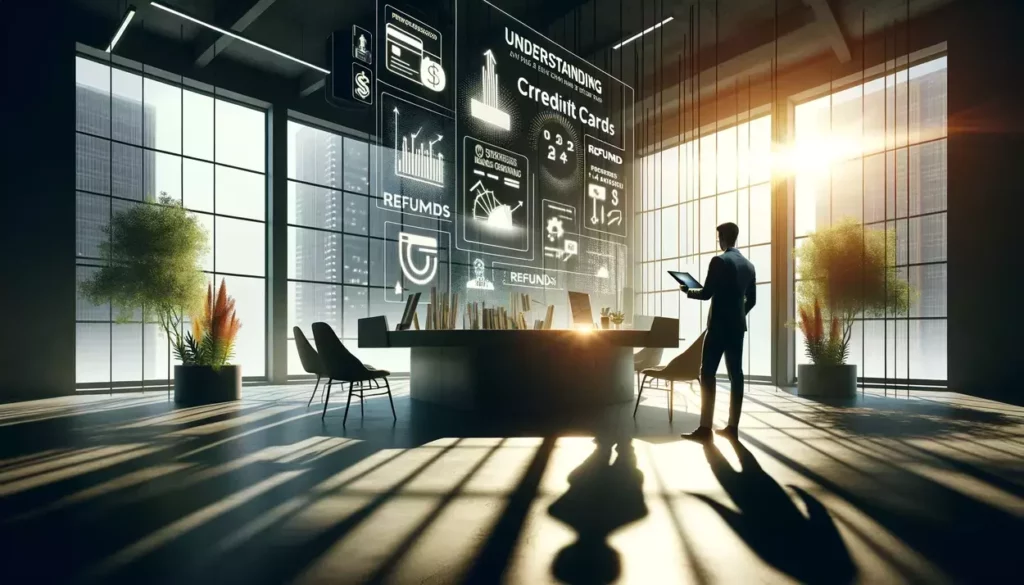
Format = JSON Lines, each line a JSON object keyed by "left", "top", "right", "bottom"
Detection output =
{"left": 475, "top": 144, "right": 484, "bottom": 158}
{"left": 420, "top": 57, "right": 446, "bottom": 92}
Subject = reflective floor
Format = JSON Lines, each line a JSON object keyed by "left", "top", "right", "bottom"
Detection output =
{"left": 0, "top": 381, "right": 1021, "bottom": 584}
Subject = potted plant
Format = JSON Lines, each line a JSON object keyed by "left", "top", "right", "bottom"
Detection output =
{"left": 599, "top": 307, "right": 611, "bottom": 329}
{"left": 82, "top": 195, "right": 208, "bottom": 384}
{"left": 609, "top": 311, "right": 625, "bottom": 329}
{"left": 794, "top": 219, "right": 913, "bottom": 398}
{"left": 172, "top": 280, "right": 242, "bottom": 406}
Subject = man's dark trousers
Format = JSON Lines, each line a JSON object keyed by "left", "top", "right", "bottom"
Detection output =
{"left": 698, "top": 328, "right": 745, "bottom": 428}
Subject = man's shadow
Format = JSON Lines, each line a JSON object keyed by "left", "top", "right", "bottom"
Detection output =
{"left": 696, "top": 438, "right": 856, "bottom": 585}
{"left": 547, "top": 437, "right": 648, "bottom": 584}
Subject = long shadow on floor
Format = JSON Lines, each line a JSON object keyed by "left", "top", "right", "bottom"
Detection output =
{"left": 695, "top": 438, "right": 856, "bottom": 585}
{"left": 546, "top": 436, "right": 648, "bottom": 584}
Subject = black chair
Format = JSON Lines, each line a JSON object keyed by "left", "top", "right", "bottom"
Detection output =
{"left": 293, "top": 326, "right": 329, "bottom": 407}
{"left": 311, "top": 322, "right": 395, "bottom": 423}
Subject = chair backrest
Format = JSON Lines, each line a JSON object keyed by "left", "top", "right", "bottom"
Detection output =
{"left": 660, "top": 330, "right": 707, "bottom": 380}
{"left": 311, "top": 322, "right": 368, "bottom": 380}
{"left": 634, "top": 347, "right": 665, "bottom": 370}
{"left": 292, "top": 326, "right": 324, "bottom": 375}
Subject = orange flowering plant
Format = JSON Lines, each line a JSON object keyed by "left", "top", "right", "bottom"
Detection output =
{"left": 795, "top": 219, "right": 913, "bottom": 365}
{"left": 173, "top": 279, "right": 242, "bottom": 369}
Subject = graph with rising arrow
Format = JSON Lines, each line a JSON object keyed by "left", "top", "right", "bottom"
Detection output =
{"left": 393, "top": 107, "right": 445, "bottom": 187}
{"left": 470, "top": 50, "right": 511, "bottom": 130}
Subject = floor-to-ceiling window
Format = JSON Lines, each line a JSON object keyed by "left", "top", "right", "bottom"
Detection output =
{"left": 792, "top": 56, "right": 948, "bottom": 383}
{"left": 75, "top": 56, "right": 268, "bottom": 387}
{"left": 286, "top": 120, "right": 408, "bottom": 374}
{"left": 636, "top": 115, "right": 773, "bottom": 378}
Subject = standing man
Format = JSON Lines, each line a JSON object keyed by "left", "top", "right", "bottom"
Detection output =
{"left": 680, "top": 222, "right": 756, "bottom": 442}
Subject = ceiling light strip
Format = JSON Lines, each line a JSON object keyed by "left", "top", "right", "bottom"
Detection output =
{"left": 106, "top": 7, "right": 137, "bottom": 53}
{"left": 150, "top": 2, "right": 330, "bottom": 74}
{"left": 612, "top": 16, "right": 674, "bottom": 50}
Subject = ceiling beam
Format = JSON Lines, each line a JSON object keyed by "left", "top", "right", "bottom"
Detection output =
{"left": 195, "top": 0, "right": 278, "bottom": 68}
{"left": 805, "top": 0, "right": 851, "bottom": 63}
{"left": 298, "top": 70, "right": 326, "bottom": 98}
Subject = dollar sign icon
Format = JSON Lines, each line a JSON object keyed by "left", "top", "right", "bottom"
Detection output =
{"left": 354, "top": 70, "right": 371, "bottom": 100}
{"left": 611, "top": 189, "right": 619, "bottom": 206}
{"left": 420, "top": 57, "right": 446, "bottom": 92}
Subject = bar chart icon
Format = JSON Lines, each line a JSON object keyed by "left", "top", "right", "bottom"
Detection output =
{"left": 470, "top": 50, "right": 510, "bottom": 130}
{"left": 393, "top": 107, "right": 445, "bottom": 187}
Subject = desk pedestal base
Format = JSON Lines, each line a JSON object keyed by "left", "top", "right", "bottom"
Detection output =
{"left": 409, "top": 341, "right": 634, "bottom": 414}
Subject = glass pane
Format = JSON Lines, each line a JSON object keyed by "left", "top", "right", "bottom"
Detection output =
{"left": 144, "top": 77, "right": 182, "bottom": 154}
{"left": 111, "top": 68, "right": 143, "bottom": 146}
{"left": 76, "top": 192, "right": 109, "bottom": 259}
{"left": 909, "top": 319, "right": 946, "bottom": 380}
{"left": 142, "top": 323, "right": 171, "bottom": 381}
{"left": 343, "top": 286, "right": 369, "bottom": 338}
{"left": 76, "top": 323, "right": 110, "bottom": 384}
{"left": 344, "top": 137, "right": 370, "bottom": 193}
{"left": 288, "top": 121, "right": 342, "bottom": 187}
{"left": 748, "top": 283, "right": 772, "bottom": 377}
{"left": 192, "top": 213, "right": 214, "bottom": 272}
{"left": 218, "top": 275, "right": 266, "bottom": 377}
{"left": 76, "top": 265, "right": 110, "bottom": 320}
{"left": 288, "top": 182, "right": 342, "bottom": 231}
{"left": 215, "top": 217, "right": 265, "bottom": 276}
{"left": 661, "top": 147, "right": 680, "bottom": 207}
{"left": 747, "top": 244, "right": 771, "bottom": 283}
{"left": 148, "top": 151, "right": 182, "bottom": 203}
{"left": 111, "top": 322, "right": 142, "bottom": 382}
{"left": 288, "top": 281, "right": 342, "bottom": 335}
{"left": 344, "top": 235, "right": 369, "bottom": 285}
{"left": 831, "top": 157, "right": 863, "bottom": 223}
{"left": 215, "top": 165, "right": 265, "bottom": 220}
{"left": 183, "top": 90, "right": 214, "bottom": 160}
{"left": 76, "top": 133, "right": 110, "bottom": 194}
{"left": 909, "top": 57, "right": 948, "bottom": 143}
{"left": 215, "top": 100, "right": 265, "bottom": 172}
{"left": 910, "top": 139, "right": 947, "bottom": 216}
{"left": 748, "top": 184, "right": 771, "bottom": 245}
{"left": 717, "top": 190, "right": 737, "bottom": 231}
{"left": 863, "top": 152, "right": 886, "bottom": 224}
{"left": 76, "top": 57, "right": 111, "bottom": 138}
{"left": 749, "top": 116, "right": 771, "bottom": 184}
{"left": 288, "top": 226, "right": 341, "bottom": 283}
{"left": 716, "top": 126, "right": 737, "bottom": 193}
{"left": 369, "top": 238, "right": 386, "bottom": 287}
{"left": 910, "top": 264, "right": 947, "bottom": 318}
{"left": 111, "top": 142, "right": 145, "bottom": 200}
{"left": 700, "top": 197, "right": 717, "bottom": 253}
{"left": 661, "top": 205, "right": 678, "bottom": 259}
{"left": 344, "top": 192, "right": 369, "bottom": 235}
{"left": 183, "top": 159, "right": 214, "bottom": 213}
{"left": 699, "top": 134, "right": 717, "bottom": 197}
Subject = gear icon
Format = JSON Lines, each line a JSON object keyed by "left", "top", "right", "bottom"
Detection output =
{"left": 546, "top": 217, "right": 565, "bottom": 241}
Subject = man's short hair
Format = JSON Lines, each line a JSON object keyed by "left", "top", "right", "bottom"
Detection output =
{"left": 717, "top": 222, "right": 739, "bottom": 246}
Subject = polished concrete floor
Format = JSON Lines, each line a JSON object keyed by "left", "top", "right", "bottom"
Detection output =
{"left": 0, "top": 380, "right": 1021, "bottom": 584}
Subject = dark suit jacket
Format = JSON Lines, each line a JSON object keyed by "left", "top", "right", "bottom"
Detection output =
{"left": 686, "top": 247, "right": 757, "bottom": 333}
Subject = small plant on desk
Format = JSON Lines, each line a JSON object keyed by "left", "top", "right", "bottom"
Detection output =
{"left": 609, "top": 311, "right": 625, "bottom": 329}
{"left": 599, "top": 307, "right": 611, "bottom": 329}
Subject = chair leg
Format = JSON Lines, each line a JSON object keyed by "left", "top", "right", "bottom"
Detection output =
{"left": 669, "top": 381, "right": 675, "bottom": 423}
{"left": 321, "top": 379, "right": 333, "bottom": 420}
{"left": 342, "top": 382, "right": 354, "bottom": 424}
{"left": 359, "top": 382, "right": 365, "bottom": 417}
{"left": 384, "top": 377, "right": 396, "bottom": 420}
{"left": 307, "top": 375, "right": 321, "bottom": 407}
{"left": 633, "top": 375, "right": 648, "bottom": 417}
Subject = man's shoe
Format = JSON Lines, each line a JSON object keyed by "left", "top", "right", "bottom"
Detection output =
{"left": 681, "top": 427, "right": 712, "bottom": 442}
{"left": 714, "top": 426, "right": 739, "bottom": 441}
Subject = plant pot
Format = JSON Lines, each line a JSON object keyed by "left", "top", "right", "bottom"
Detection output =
{"left": 600, "top": 317, "right": 610, "bottom": 329}
{"left": 797, "top": 364, "right": 857, "bottom": 399}
{"left": 174, "top": 365, "right": 241, "bottom": 406}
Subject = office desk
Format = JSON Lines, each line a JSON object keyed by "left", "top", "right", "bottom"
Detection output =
{"left": 358, "top": 317, "right": 679, "bottom": 414}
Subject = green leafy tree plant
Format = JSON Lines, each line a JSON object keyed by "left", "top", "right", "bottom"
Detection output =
{"left": 795, "top": 219, "right": 914, "bottom": 365}
{"left": 82, "top": 196, "right": 208, "bottom": 363}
